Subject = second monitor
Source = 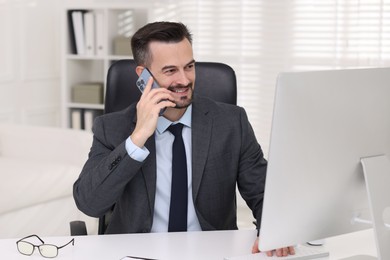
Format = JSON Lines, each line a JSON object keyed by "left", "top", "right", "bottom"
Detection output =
{"left": 259, "top": 67, "right": 390, "bottom": 259}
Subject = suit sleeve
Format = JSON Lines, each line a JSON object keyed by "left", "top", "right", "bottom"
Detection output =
{"left": 73, "top": 116, "right": 145, "bottom": 217}
{"left": 236, "top": 107, "right": 267, "bottom": 231}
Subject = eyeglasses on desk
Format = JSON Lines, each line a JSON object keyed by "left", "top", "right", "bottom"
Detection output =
{"left": 16, "top": 234, "right": 74, "bottom": 258}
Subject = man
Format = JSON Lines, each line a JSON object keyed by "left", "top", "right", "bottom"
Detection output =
{"left": 73, "top": 21, "right": 293, "bottom": 257}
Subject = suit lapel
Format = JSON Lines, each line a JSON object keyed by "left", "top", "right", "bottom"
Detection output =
{"left": 191, "top": 96, "right": 212, "bottom": 201}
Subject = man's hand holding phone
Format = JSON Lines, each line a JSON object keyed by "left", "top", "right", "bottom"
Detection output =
{"left": 131, "top": 76, "right": 175, "bottom": 148}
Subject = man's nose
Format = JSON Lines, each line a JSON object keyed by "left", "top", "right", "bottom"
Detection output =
{"left": 174, "top": 70, "right": 191, "bottom": 86}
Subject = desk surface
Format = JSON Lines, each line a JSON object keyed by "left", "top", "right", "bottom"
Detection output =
{"left": 0, "top": 229, "right": 377, "bottom": 260}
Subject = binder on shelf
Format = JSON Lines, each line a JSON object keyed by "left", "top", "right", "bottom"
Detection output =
{"left": 70, "top": 109, "right": 103, "bottom": 131}
{"left": 67, "top": 10, "right": 77, "bottom": 54}
{"left": 71, "top": 109, "right": 83, "bottom": 130}
{"left": 84, "top": 109, "right": 103, "bottom": 132}
{"left": 71, "top": 10, "right": 87, "bottom": 55}
{"left": 84, "top": 11, "right": 95, "bottom": 56}
{"left": 95, "top": 11, "right": 105, "bottom": 56}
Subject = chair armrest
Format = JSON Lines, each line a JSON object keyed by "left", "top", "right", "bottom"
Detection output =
{"left": 70, "top": 221, "right": 87, "bottom": 236}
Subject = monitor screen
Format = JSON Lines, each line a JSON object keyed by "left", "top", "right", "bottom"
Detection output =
{"left": 259, "top": 67, "right": 390, "bottom": 252}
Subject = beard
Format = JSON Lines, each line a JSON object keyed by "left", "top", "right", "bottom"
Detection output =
{"left": 168, "top": 83, "right": 194, "bottom": 109}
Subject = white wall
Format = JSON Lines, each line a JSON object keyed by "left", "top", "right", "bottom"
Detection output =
{"left": 0, "top": 0, "right": 61, "bottom": 126}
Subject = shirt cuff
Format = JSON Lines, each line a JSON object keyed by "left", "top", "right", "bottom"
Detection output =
{"left": 125, "top": 137, "right": 150, "bottom": 162}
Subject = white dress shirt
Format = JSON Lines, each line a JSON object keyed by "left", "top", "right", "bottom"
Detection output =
{"left": 125, "top": 105, "right": 201, "bottom": 232}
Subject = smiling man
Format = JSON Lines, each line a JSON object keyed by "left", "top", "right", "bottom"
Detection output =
{"left": 73, "top": 21, "right": 293, "bottom": 257}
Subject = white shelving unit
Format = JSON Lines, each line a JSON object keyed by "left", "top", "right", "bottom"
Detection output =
{"left": 61, "top": 3, "right": 150, "bottom": 129}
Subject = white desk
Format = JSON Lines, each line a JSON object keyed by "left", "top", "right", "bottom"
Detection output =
{"left": 0, "top": 229, "right": 377, "bottom": 260}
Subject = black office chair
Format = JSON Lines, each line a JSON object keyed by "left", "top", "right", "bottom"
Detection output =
{"left": 70, "top": 59, "right": 237, "bottom": 236}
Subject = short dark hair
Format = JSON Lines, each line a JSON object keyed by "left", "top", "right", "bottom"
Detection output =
{"left": 131, "top": 21, "right": 193, "bottom": 67}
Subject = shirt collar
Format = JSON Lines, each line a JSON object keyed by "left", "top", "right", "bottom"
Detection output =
{"left": 156, "top": 105, "right": 192, "bottom": 134}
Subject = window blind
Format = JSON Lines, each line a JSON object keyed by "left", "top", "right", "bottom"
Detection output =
{"left": 152, "top": 0, "right": 390, "bottom": 156}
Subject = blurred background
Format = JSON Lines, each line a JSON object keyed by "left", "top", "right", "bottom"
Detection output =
{"left": 1, "top": 0, "right": 390, "bottom": 238}
{"left": 2, "top": 0, "right": 390, "bottom": 153}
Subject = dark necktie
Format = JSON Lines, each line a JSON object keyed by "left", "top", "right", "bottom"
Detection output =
{"left": 167, "top": 123, "right": 188, "bottom": 232}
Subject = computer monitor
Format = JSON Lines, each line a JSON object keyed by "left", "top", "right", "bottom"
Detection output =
{"left": 259, "top": 67, "right": 390, "bottom": 259}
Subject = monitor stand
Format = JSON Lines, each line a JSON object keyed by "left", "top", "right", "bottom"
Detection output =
{"left": 339, "top": 256, "right": 377, "bottom": 260}
{"left": 354, "top": 155, "right": 390, "bottom": 260}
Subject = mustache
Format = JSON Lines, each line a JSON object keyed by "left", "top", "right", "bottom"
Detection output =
{"left": 167, "top": 83, "right": 193, "bottom": 91}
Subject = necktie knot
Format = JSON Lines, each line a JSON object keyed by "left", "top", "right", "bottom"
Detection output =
{"left": 168, "top": 123, "right": 184, "bottom": 137}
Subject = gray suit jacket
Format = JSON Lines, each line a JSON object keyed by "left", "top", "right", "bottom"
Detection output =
{"left": 73, "top": 95, "right": 267, "bottom": 234}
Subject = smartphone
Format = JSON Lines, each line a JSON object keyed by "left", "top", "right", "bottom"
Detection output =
{"left": 136, "top": 68, "right": 160, "bottom": 92}
{"left": 136, "top": 68, "right": 166, "bottom": 116}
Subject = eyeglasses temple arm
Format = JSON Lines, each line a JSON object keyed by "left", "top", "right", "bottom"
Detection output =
{"left": 57, "top": 238, "right": 75, "bottom": 249}
{"left": 16, "top": 234, "right": 45, "bottom": 244}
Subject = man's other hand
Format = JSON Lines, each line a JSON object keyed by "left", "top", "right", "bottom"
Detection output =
{"left": 252, "top": 237, "right": 295, "bottom": 257}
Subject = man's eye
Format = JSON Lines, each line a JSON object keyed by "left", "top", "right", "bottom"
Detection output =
{"left": 186, "top": 64, "right": 195, "bottom": 70}
{"left": 164, "top": 69, "right": 176, "bottom": 74}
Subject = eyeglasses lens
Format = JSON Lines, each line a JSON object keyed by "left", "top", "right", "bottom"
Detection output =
{"left": 39, "top": 244, "right": 58, "bottom": 258}
{"left": 17, "top": 241, "right": 34, "bottom": 256}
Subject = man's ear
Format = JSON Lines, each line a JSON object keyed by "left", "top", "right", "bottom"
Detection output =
{"left": 135, "top": 66, "right": 145, "bottom": 77}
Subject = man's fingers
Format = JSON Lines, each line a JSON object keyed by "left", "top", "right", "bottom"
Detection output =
{"left": 144, "top": 77, "right": 154, "bottom": 93}
{"left": 251, "top": 238, "right": 260, "bottom": 254}
{"left": 264, "top": 246, "right": 295, "bottom": 257}
{"left": 138, "top": 77, "right": 154, "bottom": 102}
{"left": 159, "top": 100, "right": 176, "bottom": 109}
{"left": 275, "top": 248, "right": 284, "bottom": 257}
{"left": 150, "top": 91, "right": 174, "bottom": 105}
